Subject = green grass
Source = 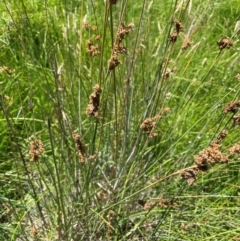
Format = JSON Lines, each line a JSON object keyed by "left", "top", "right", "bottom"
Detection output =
{"left": 0, "top": 0, "right": 240, "bottom": 240}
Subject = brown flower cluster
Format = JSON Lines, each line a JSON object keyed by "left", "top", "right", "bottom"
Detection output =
{"left": 113, "top": 43, "right": 127, "bottom": 54}
{"left": 106, "top": 210, "right": 115, "bottom": 239}
{"left": 108, "top": 55, "right": 121, "bottom": 71}
{"left": 108, "top": 23, "right": 134, "bottom": 71}
{"left": 168, "top": 31, "right": 178, "bottom": 42}
{"left": 180, "top": 168, "right": 198, "bottom": 186}
{"left": 83, "top": 21, "right": 90, "bottom": 31}
{"left": 217, "top": 37, "right": 233, "bottom": 50}
{"left": 162, "top": 60, "right": 177, "bottom": 78}
{"left": 29, "top": 140, "right": 44, "bottom": 162}
{"left": 72, "top": 133, "right": 85, "bottom": 162}
{"left": 164, "top": 66, "right": 177, "bottom": 78}
{"left": 86, "top": 84, "right": 102, "bottom": 117}
{"left": 82, "top": 22, "right": 98, "bottom": 33}
{"left": 116, "top": 23, "right": 134, "bottom": 43}
{"left": 181, "top": 100, "right": 240, "bottom": 186}
{"left": 229, "top": 143, "right": 240, "bottom": 155}
{"left": 232, "top": 115, "right": 240, "bottom": 126}
{"left": 194, "top": 143, "right": 229, "bottom": 167}
{"left": 168, "top": 19, "right": 183, "bottom": 43}
{"left": 224, "top": 100, "right": 240, "bottom": 126}
{"left": 181, "top": 130, "right": 229, "bottom": 185}
{"left": 224, "top": 100, "right": 240, "bottom": 114}
{"left": 83, "top": 22, "right": 100, "bottom": 57}
{"left": 214, "top": 129, "right": 228, "bottom": 144}
{"left": 140, "top": 115, "right": 159, "bottom": 138}
{"left": 181, "top": 38, "right": 191, "bottom": 50}
{"left": 86, "top": 40, "right": 100, "bottom": 57}
{"left": 138, "top": 198, "right": 177, "bottom": 210}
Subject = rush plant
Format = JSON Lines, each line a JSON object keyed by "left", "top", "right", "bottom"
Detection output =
{"left": 0, "top": 0, "right": 240, "bottom": 240}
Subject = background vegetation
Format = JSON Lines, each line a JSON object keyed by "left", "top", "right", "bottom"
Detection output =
{"left": 0, "top": 0, "right": 240, "bottom": 240}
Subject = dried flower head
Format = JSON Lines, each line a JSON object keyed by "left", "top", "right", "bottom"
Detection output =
{"left": 138, "top": 198, "right": 177, "bottom": 210}
{"left": 140, "top": 115, "right": 160, "bottom": 137}
{"left": 91, "top": 25, "right": 97, "bottom": 31}
{"left": 113, "top": 43, "right": 128, "bottom": 54}
{"left": 194, "top": 143, "right": 229, "bottom": 167}
{"left": 168, "top": 20, "right": 183, "bottom": 43}
{"left": 158, "top": 198, "right": 177, "bottom": 209}
{"left": 72, "top": 133, "right": 85, "bottom": 162}
{"left": 164, "top": 67, "right": 177, "bottom": 78}
{"left": 182, "top": 138, "right": 230, "bottom": 186}
{"left": 168, "top": 31, "right": 178, "bottom": 42}
{"left": 86, "top": 84, "right": 102, "bottom": 117}
{"left": 164, "top": 68, "right": 172, "bottom": 78}
{"left": 83, "top": 22, "right": 90, "bottom": 31}
{"left": 163, "top": 107, "right": 171, "bottom": 114}
{"left": 86, "top": 40, "right": 100, "bottom": 57}
{"left": 94, "top": 35, "right": 100, "bottom": 40}
{"left": 232, "top": 115, "right": 240, "bottom": 126}
{"left": 224, "top": 100, "right": 240, "bottom": 114}
{"left": 174, "top": 20, "right": 184, "bottom": 33}
{"left": 116, "top": 23, "right": 134, "bottom": 44}
{"left": 214, "top": 130, "right": 228, "bottom": 144}
{"left": 181, "top": 38, "right": 191, "bottom": 50}
{"left": 229, "top": 143, "right": 240, "bottom": 155}
{"left": 108, "top": 55, "right": 121, "bottom": 70}
{"left": 106, "top": 210, "right": 115, "bottom": 238}
{"left": 142, "top": 201, "right": 154, "bottom": 210}
{"left": 29, "top": 140, "right": 44, "bottom": 162}
{"left": 217, "top": 37, "right": 233, "bottom": 49}
{"left": 107, "top": 22, "right": 133, "bottom": 72}
{"left": 180, "top": 168, "right": 198, "bottom": 185}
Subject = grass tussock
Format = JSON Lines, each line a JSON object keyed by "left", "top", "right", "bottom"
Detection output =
{"left": 0, "top": 0, "right": 240, "bottom": 240}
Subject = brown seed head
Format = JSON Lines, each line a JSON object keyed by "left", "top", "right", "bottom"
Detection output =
{"left": 168, "top": 31, "right": 178, "bottom": 42}
{"left": 140, "top": 115, "right": 159, "bottom": 137}
{"left": 116, "top": 23, "right": 134, "bottom": 44}
{"left": 232, "top": 115, "right": 240, "bottom": 126}
{"left": 224, "top": 100, "right": 240, "bottom": 114}
{"left": 174, "top": 20, "right": 184, "bottom": 33}
{"left": 108, "top": 55, "right": 121, "bottom": 70}
{"left": 217, "top": 37, "right": 233, "bottom": 49}
{"left": 113, "top": 43, "right": 128, "bottom": 55}
{"left": 83, "top": 22, "right": 90, "bottom": 31}
{"left": 29, "top": 140, "right": 44, "bottom": 162}
{"left": 181, "top": 38, "right": 191, "bottom": 50}
{"left": 72, "top": 133, "right": 85, "bottom": 162}
{"left": 229, "top": 143, "right": 240, "bottom": 155}
{"left": 180, "top": 168, "right": 198, "bottom": 186}
{"left": 214, "top": 130, "right": 228, "bottom": 144}
{"left": 86, "top": 40, "right": 100, "bottom": 57}
{"left": 86, "top": 84, "right": 102, "bottom": 117}
{"left": 194, "top": 143, "right": 229, "bottom": 166}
